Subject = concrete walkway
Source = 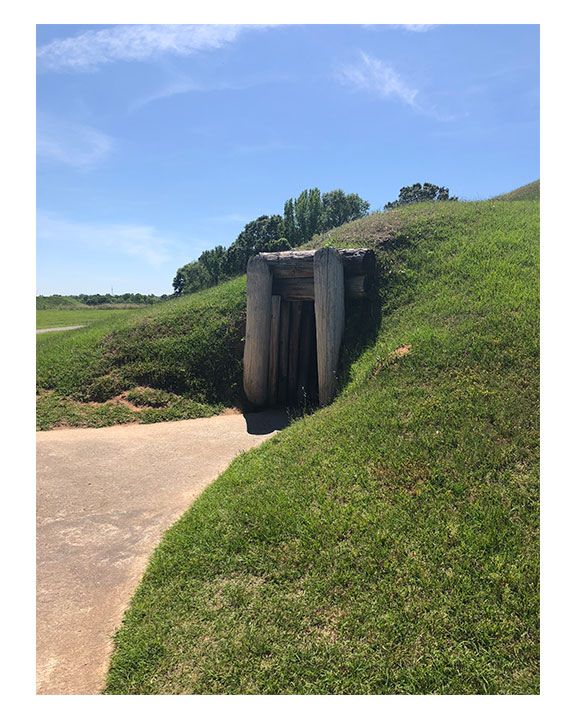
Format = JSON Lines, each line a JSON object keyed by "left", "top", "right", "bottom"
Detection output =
{"left": 36, "top": 410, "right": 288, "bottom": 695}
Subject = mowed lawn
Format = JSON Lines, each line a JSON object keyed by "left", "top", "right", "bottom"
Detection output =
{"left": 36, "top": 307, "right": 141, "bottom": 330}
{"left": 105, "top": 198, "right": 539, "bottom": 694}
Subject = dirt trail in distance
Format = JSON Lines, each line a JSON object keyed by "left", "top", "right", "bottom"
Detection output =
{"left": 36, "top": 325, "right": 85, "bottom": 334}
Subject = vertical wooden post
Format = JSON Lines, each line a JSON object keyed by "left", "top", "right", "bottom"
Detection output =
{"left": 243, "top": 255, "right": 273, "bottom": 406}
{"left": 267, "top": 295, "right": 281, "bottom": 405}
{"left": 314, "top": 248, "right": 345, "bottom": 406}
{"left": 277, "top": 300, "right": 291, "bottom": 405}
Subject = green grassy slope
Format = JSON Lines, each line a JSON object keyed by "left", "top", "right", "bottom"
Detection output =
{"left": 105, "top": 198, "right": 539, "bottom": 694}
{"left": 36, "top": 278, "right": 246, "bottom": 429}
{"left": 493, "top": 179, "right": 539, "bottom": 201}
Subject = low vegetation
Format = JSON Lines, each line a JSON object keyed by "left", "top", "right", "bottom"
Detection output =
{"left": 37, "top": 292, "right": 167, "bottom": 310}
{"left": 104, "top": 193, "right": 539, "bottom": 694}
{"left": 36, "top": 279, "right": 245, "bottom": 429}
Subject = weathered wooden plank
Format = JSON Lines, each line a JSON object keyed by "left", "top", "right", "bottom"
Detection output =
{"left": 287, "top": 301, "right": 303, "bottom": 403}
{"left": 260, "top": 248, "right": 375, "bottom": 279}
{"left": 259, "top": 250, "right": 316, "bottom": 278}
{"left": 273, "top": 277, "right": 315, "bottom": 301}
{"left": 267, "top": 295, "right": 281, "bottom": 405}
{"left": 297, "top": 302, "right": 314, "bottom": 406}
{"left": 314, "top": 248, "right": 345, "bottom": 406}
{"left": 243, "top": 255, "right": 273, "bottom": 406}
{"left": 277, "top": 299, "right": 291, "bottom": 405}
{"left": 273, "top": 274, "right": 369, "bottom": 301}
{"left": 346, "top": 274, "right": 370, "bottom": 299}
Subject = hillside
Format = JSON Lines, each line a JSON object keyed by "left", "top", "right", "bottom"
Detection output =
{"left": 104, "top": 196, "right": 539, "bottom": 694}
{"left": 493, "top": 179, "right": 539, "bottom": 201}
{"left": 36, "top": 279, "right": 246, "bottom": 429}
{"left": 36, "top": 295, "right": 86, "bottom": 311}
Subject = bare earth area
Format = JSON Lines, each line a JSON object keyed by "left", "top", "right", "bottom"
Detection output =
{"left": 36, "top": 411, "right": 288, "bottom": 695}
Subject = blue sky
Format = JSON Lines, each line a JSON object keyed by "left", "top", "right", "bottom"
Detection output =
{"left": 36, "top": 23, "right": 539, "bottom": 295}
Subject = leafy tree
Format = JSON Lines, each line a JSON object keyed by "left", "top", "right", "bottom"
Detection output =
{"left": 226, "top": 214, "right": 287, "bottom": 275}
{"left": 198, "top": 245, "right": 228, "bottom": 286}
{"left": 385, "top": 183, "right": 457, "bottom": 209}
{"left": 172, "top": 261, "right": 211, "bottom": 295}
{"left": 283, "top": 198, "right": 298, "bottom": 246}
{"left": 321, "top": 189, "right": 370, "bottom": 231}
{"left": 283, "top": 188, "right": 370, "bottom": 245}
{"left": 294, "top": 188, "right": 323, "bottom": 245}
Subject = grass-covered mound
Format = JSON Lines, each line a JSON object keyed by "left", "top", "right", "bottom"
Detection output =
{"left": 36, "top": 295, "right": 87, "bottom": 311}
{"left": 105, "top": 197, "right": 539, "bottom": 694}
{"left": 36, "top": 278, "right": 246, "bottom": 429}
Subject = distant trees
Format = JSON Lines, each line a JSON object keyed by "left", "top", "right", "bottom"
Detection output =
{"left": 174, "top": 215, "right": 290, "bottom": 296}
{"left": 58, "top": 293, "right": 168, "bottom": 306}
{"left": 321, "top": 189, "right": 370, "bottom": 231}
{"left": 385, "top": 183, "right": 458, "bottom": 209}
{"left": 283, "top": 188, "right": 369, "bottom": 246}
{"left": 283, "top": 199, "right": 297, "bottom": 246}
{"left": 198, "top": 246, "right": 228, "bottom": 286}
{"left": 172, "top": 262, "right": 210, "bottom": 296}
{"left": 226, "top": 215, "right": 289, "bottom": 275}
{"left": 172, "top": 187, "right": 371, "bottom": 296}
{"left": 292, "top": 188, "right": 323, "bottom": 245}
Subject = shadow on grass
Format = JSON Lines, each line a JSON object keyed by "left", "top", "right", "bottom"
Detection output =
{"left": 336, "top": 263, "right": 384, "bottom": 393}
{"left": 336, "top": 237, "right": 415, "bottom": 394}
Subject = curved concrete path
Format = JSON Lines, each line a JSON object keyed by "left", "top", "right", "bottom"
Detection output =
{"left": 36, "top": 410, "right": 289, "bottom": 695}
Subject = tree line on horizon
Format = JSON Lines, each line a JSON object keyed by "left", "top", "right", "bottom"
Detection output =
{"left": 36, "top": 293, "right": 169, "bottom": 307}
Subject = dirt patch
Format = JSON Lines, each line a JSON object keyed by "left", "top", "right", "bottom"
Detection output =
{"left": 111, "top": 395, "right": 144, "bottom": 412}
{"left": 389, "top": 344, "right": 412, "bottom": 359}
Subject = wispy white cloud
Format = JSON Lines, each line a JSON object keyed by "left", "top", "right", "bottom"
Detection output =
{"left": 362, "top": 24, "right": 438, "bottom": 33}
{"left": 131, "top": 71, "right": 294, "bottom": 111}
{"left": 37, "top": 213, "right": 180, "bottom": 268}
{"left": 37, "top": 24, "right": 264, "bottom": 73}
{"left": 37, "top": 116, "right": 113, "bottom": 168}
{"left": 336, "top": 52, "right": 460, "bottom": 122}
{"left": 337, "top": 52, "right": 419, "bottom": 107}
{"left": 391, "top": 24, "right": 438, "bottom": 33}
{"left": 131, "top": 78, "right": 204, "bottom": 110}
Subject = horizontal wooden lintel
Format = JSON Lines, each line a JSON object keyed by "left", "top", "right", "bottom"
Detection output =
{"left": 260, "top": 248, "right": 375, "bottom": 280}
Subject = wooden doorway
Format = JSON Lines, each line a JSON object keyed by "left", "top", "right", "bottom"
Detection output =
{"left": 243, "top": 248, "right": 374, "bottom": 408}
